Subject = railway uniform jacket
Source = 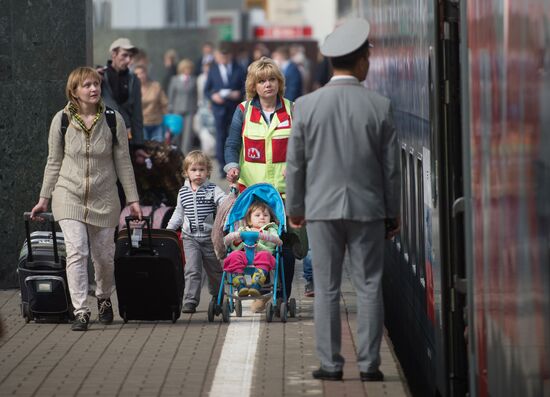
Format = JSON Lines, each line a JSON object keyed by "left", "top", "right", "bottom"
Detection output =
{"left": 285, "top": 77, "right": 400, "bottom": 222}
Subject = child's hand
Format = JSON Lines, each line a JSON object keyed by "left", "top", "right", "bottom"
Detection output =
{"left": 223, "top": 231, "right": 242, "bottom": 247}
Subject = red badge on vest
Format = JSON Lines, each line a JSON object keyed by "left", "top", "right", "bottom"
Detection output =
{"left": 244, "top": 136, "right": 266, "bottom": 163}
{"left": 271, "top": 137, "right": 288, "bottom": 163}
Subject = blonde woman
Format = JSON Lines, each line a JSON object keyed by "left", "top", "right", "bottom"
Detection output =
{"left": 30, "top": 67, "right": 141, "bottom": 331}
{"left": 223, "top": 57, "right": 296, "bottom": 308}
{"left": 168, "top": 59, "right": 198, "bottom": 155}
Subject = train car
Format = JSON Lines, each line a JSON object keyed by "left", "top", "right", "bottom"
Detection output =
{"left": 461, "top": 1, "right": 550, "bottom": 396}
{"left": 357, "top": 0, "right": 549, "bottom": 396}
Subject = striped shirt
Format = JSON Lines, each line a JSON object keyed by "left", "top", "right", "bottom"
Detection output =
{"left": 167, "top": 180, "right": 226, "bottom": 240}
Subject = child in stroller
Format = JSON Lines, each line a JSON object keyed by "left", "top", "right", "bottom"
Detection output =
{"left": 210, "top": 183, "right": 296, "bottom": 322}
{"left": 223, "top": 200, "right": 282, "bottom": 297}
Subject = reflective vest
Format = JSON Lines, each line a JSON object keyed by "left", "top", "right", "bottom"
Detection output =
{"left": 238, "top": 97, "right": 293, "bottom": 193}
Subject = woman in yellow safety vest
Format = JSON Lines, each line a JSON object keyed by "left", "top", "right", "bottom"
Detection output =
{"left": 224, "top": 56, "right": 295, "bottom": 310}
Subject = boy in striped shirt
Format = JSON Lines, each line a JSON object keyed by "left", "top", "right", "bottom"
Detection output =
{"left": 167, "top": 151, "right": 226, "bottom": 313}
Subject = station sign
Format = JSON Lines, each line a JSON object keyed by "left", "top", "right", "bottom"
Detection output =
{"left": 254, "top": 26, "right": 312, "bottom": 39}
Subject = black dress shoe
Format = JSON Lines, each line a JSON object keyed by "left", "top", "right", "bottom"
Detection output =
{"left": 312, "top": 368, "right": 343, "bottom": 381}
{"left": 360, "top": 369, "right": 384, "bottom": 382}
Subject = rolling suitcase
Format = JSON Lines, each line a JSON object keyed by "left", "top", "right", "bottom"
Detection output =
{"left": 18, "top": 212, "right": 73, "bottom": 323}
{"left": 118, "top": 204, "right": 175, "bottom": 230}
{"left": 114, "top": 216, "right": 184, "bottom": 323}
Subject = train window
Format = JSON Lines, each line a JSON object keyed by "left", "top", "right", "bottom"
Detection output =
{"left": 166, "top": 0, "right": 201, "bottom": 27}
{"left": 416, "top": 157, "right": 426, "bottom": 288}
{"left": 408, "top": 150, "right": 417, "bottom": 273}
{"left": 400, "top": 147, "right": 409, "bottom": 259}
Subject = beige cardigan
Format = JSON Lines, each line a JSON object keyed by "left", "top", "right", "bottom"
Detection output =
{"left": 39, "top": 104, "right": 140, "bottom": 227}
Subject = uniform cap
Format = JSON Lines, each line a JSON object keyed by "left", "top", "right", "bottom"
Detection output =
{"left": 320, "top": 18, "right": 372, "bottom": 58}
{"left": 109, "top": 37, "right": 137, "bottom": 53}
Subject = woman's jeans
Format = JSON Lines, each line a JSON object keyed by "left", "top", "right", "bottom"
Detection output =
{"left": 302, "top": 249, "right": 313, "bottom": 282}
{"left": 144, "top": 124, "right": 164, "bottom": 142}
{"left": 58, "top": 220, "right": 116, "bottom": 315}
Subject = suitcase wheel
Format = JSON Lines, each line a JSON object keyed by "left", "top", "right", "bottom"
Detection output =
{"left": 22, "top": 303, "right": 31, "bottom": 323}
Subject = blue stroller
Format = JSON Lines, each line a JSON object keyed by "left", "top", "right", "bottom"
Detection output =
{"left": 208, "top": 183, "right": 297, "bottom": 323}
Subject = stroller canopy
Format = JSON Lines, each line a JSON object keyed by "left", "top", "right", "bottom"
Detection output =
{"left": 224, "top": 183, "right": 286, "bottom": 233}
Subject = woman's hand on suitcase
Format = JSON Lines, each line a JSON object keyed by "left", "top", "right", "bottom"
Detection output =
{"left": 128, "top": 201, "right": 142, "bottom": 221}
{"left": 30, "top": 198, "right": 49, "bottom": 220}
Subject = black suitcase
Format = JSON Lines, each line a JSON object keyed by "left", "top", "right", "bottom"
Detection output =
{"left": 18, "top": 212, "right": 73, "bottom": 323}
{"left": 114, "top": 216, "right": 184, "bottom": 323}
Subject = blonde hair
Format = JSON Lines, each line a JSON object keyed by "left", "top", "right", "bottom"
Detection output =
{"left": 245, "top": 200, "right": 278, "bottom": 226}
{"left": 177, "top": 59, "right": 194, "bottom": 75}
{"left": 182, "top": 150, "right": 212, "bottom": 179}
{"left": 245, "top": 57, "right": 285, "bottom": 100}
{"left": 65, "top": 67, "right": 101, "bottom": 109}
{"left": 133, "top": 64, "right": 147, "bottom": 73}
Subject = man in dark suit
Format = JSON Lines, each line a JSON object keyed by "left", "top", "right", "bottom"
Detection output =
{"left": 272, "top": 46, "right": 303, "bottom": 101}
{"left": 204, "top": 46, "right": 245, "bottom": 177}
{"left": 286, "top": 18, "right": 401, "bottom": 382}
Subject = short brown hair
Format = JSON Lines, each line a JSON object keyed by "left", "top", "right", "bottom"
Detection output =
{"left": 65, "top": 67, "right": 101, "bottom": 109}
{"left": 330, "top": 41, "right": 371, "bottom": 70}
{"left": 245, "top": 57, "right": 285, "bottom": 100}
{"left": 182, "top": 150, "right": 212, "bottom": 179}
{"left": 245, "top": 200, "right": 278, "bottom": 226}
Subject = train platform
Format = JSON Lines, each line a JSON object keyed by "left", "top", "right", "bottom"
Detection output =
{"left": 0, "top": 260, "right": 410, "bottom": 397}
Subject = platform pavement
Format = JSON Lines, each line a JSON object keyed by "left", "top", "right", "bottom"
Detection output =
{"left": 0, "top": 257, "right": 410, "bottom": 397}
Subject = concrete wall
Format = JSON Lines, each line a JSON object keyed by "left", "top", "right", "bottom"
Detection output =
{"left": 93, "top": 28, "right": 219, "bottom": 82}
{"left": 0, "top": 0, "right": 93, "bottom": 288}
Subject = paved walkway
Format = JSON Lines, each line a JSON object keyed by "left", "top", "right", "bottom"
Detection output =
{"left": 0, "top": 260, "right": 409, "bottom": 397}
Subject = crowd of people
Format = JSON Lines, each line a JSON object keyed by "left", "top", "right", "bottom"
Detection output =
{"left": 28, "top": 19, "right": 401, "bottom": 383}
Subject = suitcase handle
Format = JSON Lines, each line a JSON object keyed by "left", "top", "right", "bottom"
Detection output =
{"left": 125, "top": 215, "right": 155, "bottom": 256}
{"left": 22, "top": 212, "right": 59, "bottom": 264}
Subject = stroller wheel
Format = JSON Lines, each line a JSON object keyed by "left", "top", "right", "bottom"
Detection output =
{"left": 222, "top": 299, "right": 230, "bottom": 323}
{"left": 279, "top": 301, "right": 288, "bottom": 323}
{"left": 265, "top": 301, "right": 274, "bottom": 323}
{"left": 235, "top": 299, "right": 242, "bottom": 317}
{"left": 208, "top": 300, "right": 215, "bottom": 322}
{"left": 274, "top": 300, "right": 280, "bottom": 318}
{"left": 289, "top": 298, "right": 297, "bottom": 318}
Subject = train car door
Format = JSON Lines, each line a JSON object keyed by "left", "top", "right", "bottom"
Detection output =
{"left": 436, "top": 0, "right": 469, "bottom": 395}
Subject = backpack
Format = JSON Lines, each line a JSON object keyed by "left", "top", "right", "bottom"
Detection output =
{"left": 60, "top": 107, "right": 117, "bottom": 146}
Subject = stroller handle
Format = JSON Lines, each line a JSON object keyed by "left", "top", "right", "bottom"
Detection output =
{"left": 239, "top": 231, "right": 260, "bottom": 246}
